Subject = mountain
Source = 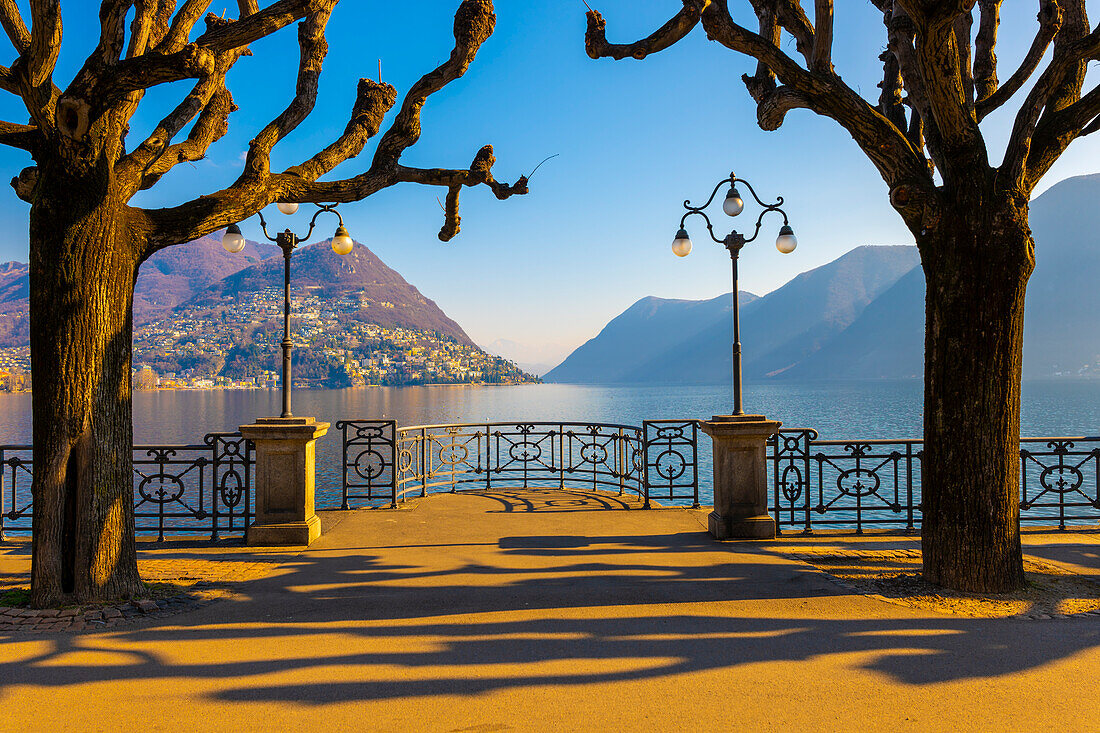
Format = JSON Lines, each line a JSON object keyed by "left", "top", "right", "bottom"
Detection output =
{"left": 542, "top": 291, "right": 758, "bottom": 383}
{"left": 786, "top": 173, "right": 1100, "bottom": 380}
{"left": 544, "top": 245, "right": 919, "bottom": 383}
{"left": 546, "top": 172, "right": 1100, "bottom": 383}
{"left": 201, "top": 239, "right": 473, "bottom": 345}
{"left": 0, "top": 234, "right": 280, "bottom": 341}
{"left": 134, "top": 234, "right": 280, "bottom": 323}
{"left": 0, "top": 235, "right": 535, "bottom": 388}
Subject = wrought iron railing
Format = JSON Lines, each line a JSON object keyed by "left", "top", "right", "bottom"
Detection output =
{"left": 1, "top": 432, "right": 253, "bottom": 541}
{"left": 769, "top": 429, "right": 1100, "bottom": 533}
{"left": 338, "top": 420, "right": 701, "bottom": 508}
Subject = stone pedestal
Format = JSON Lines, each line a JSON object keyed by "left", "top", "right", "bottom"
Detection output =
{"left": 239, "top": 416, "right": 328, "bottom": 546}
{"left": 700, "top": 414, "right": 781, "bottom": 540}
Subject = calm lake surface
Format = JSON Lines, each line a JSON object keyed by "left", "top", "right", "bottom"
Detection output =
{"left": 0, "top": 380, "right": 1096, "bottom": 509}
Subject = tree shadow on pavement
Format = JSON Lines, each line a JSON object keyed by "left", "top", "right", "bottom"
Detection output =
{"left": 2, "top": 492, "right": 1100, "bottom": 707}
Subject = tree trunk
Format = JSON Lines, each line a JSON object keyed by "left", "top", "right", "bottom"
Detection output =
{"left": 920, "top": 195, "right": 1033, "bottom": 593}
{"left": 28, "top": 170, "right": 143, "bottom": 607}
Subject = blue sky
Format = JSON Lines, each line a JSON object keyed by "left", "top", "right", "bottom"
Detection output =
{"left": 0, "top": 1, "right": 1097, "bottom": 364}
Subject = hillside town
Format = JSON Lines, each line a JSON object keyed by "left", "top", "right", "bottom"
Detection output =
{"left": 0, "top": 286, "right": 536, "bottom": 391}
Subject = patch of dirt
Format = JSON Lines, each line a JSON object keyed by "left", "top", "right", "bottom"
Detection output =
{"left": 791, "top": 549, "right": 1100, "bottom": 618}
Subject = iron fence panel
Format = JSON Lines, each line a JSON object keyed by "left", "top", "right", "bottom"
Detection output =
{"left": 643, "top": 420, "right": 700, "bottom": 508}
{"left": 769, "top": 430, "right": 1100, "bottom": 532}
{"left": 1, "top": 433, "right": 253, "bottom": 541}
{"left": 336, "top": 419, "right": 397, "bottom": 508}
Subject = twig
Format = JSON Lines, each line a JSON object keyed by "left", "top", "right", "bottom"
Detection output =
{"left": 527, "top": 153, "right": 560, "bottom": 179}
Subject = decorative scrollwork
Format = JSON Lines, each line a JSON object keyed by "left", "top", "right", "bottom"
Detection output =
{"left": 580, "top": 442, "right": 609, "bottom": 465}
{"left": 219, "top": 469, "right": 245, "bottom": 508}
{"left": 654, "top": 449, "right": 686, "bottom": 481}
{"left": 138, "top": 472, "right": 186, "bottom": 504}
{"left": 1039, "top": 464, "right": 1084, "bottom": 494}
{"left": 836, "top": 467, "right": 880, "bottom": 498}
{"left": 437, "top": 442, "right": 470, "bottom": 467}
{"left": 509, "top": 441, "right": 542, "bottom": 462}
{"left": 354, "top": 424, "right": 387, "bottom": 441}
{"left": 780, "top": 464, "right": 803, "bottom": 504}
{"left": 354, "top": 449, "right": 387, "bottom": 480}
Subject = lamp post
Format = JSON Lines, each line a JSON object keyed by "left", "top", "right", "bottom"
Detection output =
{"left": 223, "top": 202, "right": 354, "bottom": 418}
{"left": 672, "top": 172, "right": 796, "bottom": 416}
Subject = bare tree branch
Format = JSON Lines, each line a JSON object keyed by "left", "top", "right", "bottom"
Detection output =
{"left": 1026, "top": 82, "right": 1100, "bottom": 183}
{"left": 284, "top": 78, "right": 397, "bottom": 182}
{"left": 0, "top": 0, "right": 30, "bottom": 55}
{"left": 585, "top": 0, "right": 704, "bottom": 60}
{"left": 138, "top": 89, "right": 236, "bottom": 189}
{"left": 126, "top": 0, "right": 159, "bottom": 59}
{"left": 0, "top": 120, "right": 37, "bottom": 150}
{"left": 156, "top": 0, "right": 213, "bottom": 53}
{"left": 954, "top": 9, "right": 974, "bottom": 108}
{"left": 973, "top": 0, "right": 1001, "bottom": 101}
{"left": 93, "top": 1, "right": 131, "bottom": 66}
{"left": 811, "top": 0, "right": 833, "bottom": 74}
{"left": 26, "top": 0, "right": 61, "bottom": 88}
{"left": 1003, "top": 5, "right": 1100, "bottom": 188}
{"left": 776, "top": 2, "right": 815, "bottom": 64}
{"left": 136, "top": 0, "right": 526, "bottom": 252}
{"left": 91, "top": 0, "right": 318, "bottom": 104}
{"left": 115, "top": 48, "right": 240, "bottom": 193}
{"left": 975, "top": 1, "right": 1060, "bottom": 122}
{"left": 370, "top": 0, "right": 497, "bottom": 172}
{"left": 240, "top": 4, "right": 333, "bottom": 180}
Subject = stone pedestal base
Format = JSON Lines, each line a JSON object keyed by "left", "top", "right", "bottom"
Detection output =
{"left": 700, "top": 414, "right": 781, "bottom": 541}
{"left": 246, "top": 515, "right": 321, "bottom": 546}
{"left": 239, "top": 416, "right": 328, "bottom": 547}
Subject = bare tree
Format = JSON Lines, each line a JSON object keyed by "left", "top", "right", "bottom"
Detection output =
{"left": 2, "top": 0, "right": 527, "bottom": 607}
{"left": 585, "top": 0, "right": 1097, "bottom": 592}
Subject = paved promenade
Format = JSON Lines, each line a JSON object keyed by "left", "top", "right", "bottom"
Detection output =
{"left": 2, "top": 488, "right": 1099, "bottom": 731}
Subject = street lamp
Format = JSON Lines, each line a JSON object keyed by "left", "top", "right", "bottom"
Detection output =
{"left": 222, "top": 202, "right": 354, "bottom": 418}
{"left": 673, "top": 172, "right": 796, "bottom": 416}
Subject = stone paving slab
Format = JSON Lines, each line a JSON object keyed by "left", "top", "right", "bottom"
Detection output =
{"left": 0, "top": 490, "right": 1099, "bottom": 731}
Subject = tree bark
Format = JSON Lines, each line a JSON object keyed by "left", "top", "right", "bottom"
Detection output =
{"left": 28, "top": 166, "right": 143, "bottom": 607}
{"left": 920, "top": 193, "right": 1033, "bottom": 593}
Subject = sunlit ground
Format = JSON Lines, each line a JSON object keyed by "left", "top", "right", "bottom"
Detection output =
{"left": 2, "top": 490, "right": 1100, "bottom": 730}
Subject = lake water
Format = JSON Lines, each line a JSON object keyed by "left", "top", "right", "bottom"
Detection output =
{"left": 0, "top": 380, "right": 1096, "bottom": 512}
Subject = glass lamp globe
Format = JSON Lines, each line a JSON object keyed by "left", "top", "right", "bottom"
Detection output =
{"left": 276, "top": 201, "right": 299, "bottom": 215}
{"left": 671, "top": 228, "right": 692, "bottom": 257}
{"left": 723, "top": 187, "right": 744, "bottom": 217}
{"left": 221, "top": 224, "right": 246, "bottom": 253}
{"left": 776, "top": 225, "right": 798, "bottom": 254}
{"left": 331, "top": 225, "right": 354, "bottom": 255}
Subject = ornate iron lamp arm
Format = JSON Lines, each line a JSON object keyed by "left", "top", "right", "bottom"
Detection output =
{"left": 680, "top": 175, "right": 734, "bottom": 243}
{"left": 254, "top": 210, "right": 281, "bottom": 244}
{"left": 300, "top": 203, "right": 344, "bottom": 244}
{"left": 731, "top": 176, "right": 788, "bottom": 244}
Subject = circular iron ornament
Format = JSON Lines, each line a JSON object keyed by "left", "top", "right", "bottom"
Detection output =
{"left": 654, "top": 449, "right": 686, "bottom": 481}
{"left": 397, "top": 448, "right": 414, "bottom": 472}
{"left": 509, "top": 442, "right": 542, "bottom": 462}
{"left": 220, "top": 470, "right": 245, "bottom": 508}
{"left": 354, "top": 425, "right": 386, "bottom": 441}
{"left": 354, "top": 449, "right": 386, "bottom": 480}
{"left": 580, "top": 443, "right": 608, "bottom": 464}
{"left": 836, "top": 467, "right": 880, "bottom": 497}
{"left": 438, "top": 443, "right": 469, "bottom": 466}
{"left": 780, "top": 464, "right": 804, "bottom": 504}
{"left": 1039, "top": 464, "right": 1084, "bottom": 493}
{"left": 139, "top": 473, "right": 186, "bottom": 503}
